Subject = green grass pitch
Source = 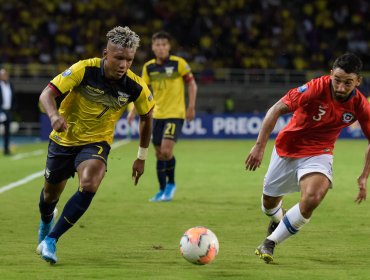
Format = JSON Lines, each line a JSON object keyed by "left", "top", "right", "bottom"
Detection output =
{"left": 0, "top": 139, "right": 369, "bottom": 279}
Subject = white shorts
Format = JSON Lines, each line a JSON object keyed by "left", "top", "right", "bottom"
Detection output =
{"left": 263, "top": 147, "right": 333, "bottom": 197}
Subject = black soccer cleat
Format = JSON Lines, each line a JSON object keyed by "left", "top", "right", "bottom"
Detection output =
{"left": 255, "top": 238, "right": 276, "bottom": 264}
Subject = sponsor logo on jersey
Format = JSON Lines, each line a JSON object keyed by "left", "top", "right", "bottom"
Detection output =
{"left": 342, "top": 112, "right": 354, "bottom": 123}
{"left": 86, "top": 85, "right": 104, "bottom": 95}
{"left": 62, "top": 69, "right": 72, "bottom": 77}
{"left": 148, "top": 93, "right": 153, "bottom": 101}
{"left": 297, "top": 84, "right": 308, "bottom": 93}
{"left": 117, "top": 91, "right": 130, "bottom": 106}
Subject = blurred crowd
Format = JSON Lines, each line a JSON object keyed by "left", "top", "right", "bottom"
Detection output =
{"left": 1, "top": 0, "right": 370, "bottom": 71}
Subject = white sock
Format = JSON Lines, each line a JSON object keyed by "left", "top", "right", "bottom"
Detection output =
{"left": 261, "top": 197, "right": 284, "bottom": 223}
{"left": 267, "top": 203, "right": 310, "bottom": 244}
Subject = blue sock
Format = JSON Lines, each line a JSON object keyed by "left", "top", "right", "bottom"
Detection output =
{"left": 157, "top": 160, "right": 167, "bottom": 191}
{"left": 48, "top": 189, "right": 95, "bottom": 240}
{"left": 39, "top": 188, "right": 58, "bottom": 224}
{"left": 166, "top": 157, "right": 176, "bottom": 184}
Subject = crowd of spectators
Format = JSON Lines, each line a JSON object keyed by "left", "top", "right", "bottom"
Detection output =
{"left": 1, "top": 0, "right": 370, "bottom": 72}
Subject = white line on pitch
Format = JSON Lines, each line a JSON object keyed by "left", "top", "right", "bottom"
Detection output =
{"left": 111, "top": 138, "right": 130, "bottom": 149}
{"left": 11, "top": 149, "right": 45, "bottom": 160}
{"left": 0, "top": 139, "right": 131, "bottom": 194}
{"left": 0, "top": 171, "right": 44, "bottom": 194}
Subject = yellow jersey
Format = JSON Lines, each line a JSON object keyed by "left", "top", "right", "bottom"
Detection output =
{"left": 142, "top": 55, "right": 192, "bottom": 119}
{"left": 49, "top": 58, "right": 154, "bottom": 146}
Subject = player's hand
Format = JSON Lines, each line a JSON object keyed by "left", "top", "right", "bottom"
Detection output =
{"left": 50, "top": 114, "right": 67, "bottom": 132}
{"left": 132, "top": 159, "right": 145, "bottom": 185}
{"left": 245, "top": 144, "right": 264, "bottom": 171}
{"left": 355, "top": 176, "right": 367, "bottom": 204}
{"left": 186, "top": 107, "right": 196, "bottom": 121}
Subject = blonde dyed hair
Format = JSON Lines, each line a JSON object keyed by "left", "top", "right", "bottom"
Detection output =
{"left": 106, "top": 26, "right": 140, "bottom": 50}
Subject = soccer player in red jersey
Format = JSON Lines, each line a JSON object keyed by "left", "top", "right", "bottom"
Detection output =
{"left": 245, "top": 53, "right": 370, "bottom": 263}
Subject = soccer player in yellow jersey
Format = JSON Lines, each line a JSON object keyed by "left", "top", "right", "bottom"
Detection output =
{"left": 36, "top": 26, "right": 154, "bottom": 264}
{"left": 128, "top": 31, "right": 197, "bottom": 202}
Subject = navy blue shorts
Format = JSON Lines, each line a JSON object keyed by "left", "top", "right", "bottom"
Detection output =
{"left": 44, "top": 140, "right": 111, "bottom": 184}
{"left": 152, "top": 118, "right": 184, "bottom": 146}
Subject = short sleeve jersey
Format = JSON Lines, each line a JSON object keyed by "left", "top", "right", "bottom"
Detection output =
{"left": 48, "top": 58, "right": 154, "bottom": 146}
{"left": 277, "top": 75, "right": 370, "bottom": 157}
{"left": 142, "top": 55, "right": 192, "bottom": 119}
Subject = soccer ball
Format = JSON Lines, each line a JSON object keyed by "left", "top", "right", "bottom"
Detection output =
{"left": 179, "top": 226, "right": 219, "bottom": 265}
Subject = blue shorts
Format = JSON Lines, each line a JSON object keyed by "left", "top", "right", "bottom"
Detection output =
{"left": 44, "top": 140, "right": 111, "bottom": 184}
{"left": 152, "top": 118, "right": 184, "bottom": 146}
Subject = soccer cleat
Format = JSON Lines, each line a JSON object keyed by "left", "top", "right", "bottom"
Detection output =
{"left": 39, "top": 236, "right": 58, "bottom": 264}
{"left": 162, "top": 183, "right": 176, "bottom": 201}
{"left": 149, "top": 190, "right": 165, "bottom": 202}
{"left": 255, "top": 238, "right": 276, "bottom": 264}
{"left": 37, "top": 208, "right": 58, "bottom": 250}
{"left": 266, "top": 208, "right": 286, "bottom": 236}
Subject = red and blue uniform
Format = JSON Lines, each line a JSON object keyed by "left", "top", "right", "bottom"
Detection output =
{"left": 277, "top": 75, "right": 370, "bottom": 157}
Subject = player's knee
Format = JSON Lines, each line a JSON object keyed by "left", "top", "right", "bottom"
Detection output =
{"left": 162, "top": 152, "right": 173, "bottom": 160}
{"left": 79, "top": 178, "right": 101, "bottom": 193}
{"left": 155, "top": 150, "right": 162, "bottom": 159}
{"left": 43, "top": 184, "right": 62, "bottom": 203}
{"left": 43, "top": 189, "right": 59, "bottom": 203}
{"left": 159, "top": 149, "right": 172, "bottom": 160}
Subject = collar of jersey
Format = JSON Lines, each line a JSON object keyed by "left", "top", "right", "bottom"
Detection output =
{"left": 155, "top": 55, "right": 171, "bottom": 65}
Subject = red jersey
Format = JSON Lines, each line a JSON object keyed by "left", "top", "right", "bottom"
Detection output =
{"left": 276, "top": 75, "right": 370, "bottom": 158}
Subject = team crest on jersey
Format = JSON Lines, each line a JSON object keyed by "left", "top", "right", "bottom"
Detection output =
{"left": 342, "top": 112, "right": 354, "bottom": 123}
{"left": 297, "top": 84, "right": 308, "bottom": 93}
{"left": 62, "top": 69, "right": 72, "bottom": 77}
{"left": 117, "top": 91, "right": 130, "bottom": 106}
{"left": 165, "top": 67, "right": 174, "bottom": 76}
{"left": 148, "top": 92, "right": 153, "bottom": 101}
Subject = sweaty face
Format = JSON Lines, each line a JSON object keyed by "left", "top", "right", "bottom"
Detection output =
{"left": 104, "top": 42, "right": 136, "bottom": 80}
{"left": 330, "top": 68, "right": 361, "bottom": 102}
{"left": 152, "top": 38, "right": 170, "bottom": 60}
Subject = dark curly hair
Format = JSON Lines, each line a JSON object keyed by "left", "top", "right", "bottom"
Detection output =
{"left": 332, "top": 53, "right": 362, "bottom": 75}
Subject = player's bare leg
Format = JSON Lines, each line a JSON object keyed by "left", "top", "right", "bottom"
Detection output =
{"left": 258, "top": 173, "right": 330, "bottom": 264}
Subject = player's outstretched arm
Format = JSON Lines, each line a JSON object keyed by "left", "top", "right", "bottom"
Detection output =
{"left": 355, "top": 142, "right": 370, "bottom": 203}
{"left": 245, "top": 100, "right": 289, "bottom": 171}
{"left": 132, "top": 108, "right": 153, "bottom": 185}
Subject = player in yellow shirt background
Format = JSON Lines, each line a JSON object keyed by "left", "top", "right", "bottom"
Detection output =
{"left": 128, "top": 31, "right": 197, "bottom": 201}
{"left": 36, "top": 26, "right": 154, "bottom": 264}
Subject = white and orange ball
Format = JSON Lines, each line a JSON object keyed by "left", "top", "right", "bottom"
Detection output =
{"left": 179, "top": 226, "right": 219, "bottom": 265}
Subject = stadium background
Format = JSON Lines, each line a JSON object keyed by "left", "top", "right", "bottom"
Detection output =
{"left": 1, "top": 0, "right": 370, "bottom": 138}
{"left": 2, "top": 2, "right": 370, "bottom": 278}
